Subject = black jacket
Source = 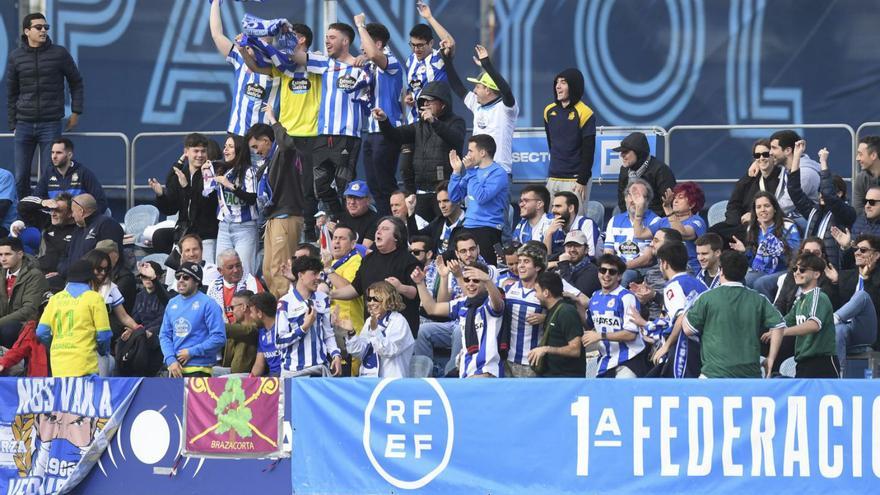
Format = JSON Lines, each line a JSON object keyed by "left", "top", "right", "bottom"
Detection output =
{"left": 832, "top": 267, "right": 880, "bottom": 348}
{"left": 38, "top": 222, "right": 75, "bottom": 274}
{"left": 60, "top": 213, "right": 125, "bottom": 276}
{"left": 156, "top": 162, "right": 219, "bottom": 242}
{"left": 788, "top": 169, "right": 856, "bottom": 269}
{"left": 262, "top": 123, "right": 304, "bottom": 219}
{"left": 725, "top": 167, "right": 782, "bottom": 226}
{"left": 6, "top": 36, "right": 83, "bottom": 128}
{"left": 379, "top": 81, "right": 465, "bottom": 193}
{"left": 616, "top": 155, "right": 677, "bottom": 217}
{"left": 557, "top": 259, "right": 600, "bottom": 299}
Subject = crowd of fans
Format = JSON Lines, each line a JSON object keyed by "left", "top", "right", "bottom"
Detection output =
{"left": 1, "top": 5, "right": 878, "bottom": 381}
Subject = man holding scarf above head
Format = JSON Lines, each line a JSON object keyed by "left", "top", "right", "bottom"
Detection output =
{"left": 209, "top": 0, "right": 280, "bottom": 136}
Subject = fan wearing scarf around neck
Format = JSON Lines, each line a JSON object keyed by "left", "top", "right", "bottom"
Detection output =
{"left": 345, "top": 281, "right": 414, "bottom": 378}
{"left": 413, "top": 262, "right": 506, "bottom": 377}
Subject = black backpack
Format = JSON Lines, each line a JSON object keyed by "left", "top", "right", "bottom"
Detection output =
{"left": 115, "top": 328, "right": 163, "bottom": 377}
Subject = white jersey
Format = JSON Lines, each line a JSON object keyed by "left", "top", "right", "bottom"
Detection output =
{"left": 346, "top": 312, "right": 414, "bottom": 378}
{"left": 586, "top": 286, "right": 645, "bottom": 376}
{"left": 450, "top": 296, "right": 504, "bottom": 377}
{"left": 549, "top": 215, "right": 601, "bottom": 257}
{"left": 275, "top": 288, "right": 339, "bottom": 372}
{"left": 464, "top": 92, "right": 519, "bottom": 173}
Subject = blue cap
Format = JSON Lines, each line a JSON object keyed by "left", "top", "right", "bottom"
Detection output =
{"left": 343, "top": 180, "right": 370, "bottom": 198}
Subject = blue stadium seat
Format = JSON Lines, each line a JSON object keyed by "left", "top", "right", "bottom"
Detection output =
{"left": 124, "top": 204, "right": 160, "bottom": 245}
{"left": 707, "top": 200, "right": 728, "bottom": 227}
{"left": 586, "top": 200, "right": 605, "bottom": 229}
{"left": 409, "top": 355, "right": 434, "bottom": 378}
{"left": 140, "top": 252, "right": 169, "bottom": 269}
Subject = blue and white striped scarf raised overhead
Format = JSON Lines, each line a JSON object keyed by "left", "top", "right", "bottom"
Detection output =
{"left": 241, "top": 13, "right": 297, "bottom": 55}
{"left": 238, "top": 35, "right": 296, "bottom": 73}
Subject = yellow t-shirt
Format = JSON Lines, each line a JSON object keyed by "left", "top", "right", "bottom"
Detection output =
{"left": 332, "top": 254, "right": 365, "bottom": 333}
{"left": 39, "top": 290, "right": 110, "bottom": 377}
{"left": 273, "top": 68, "right": 321, "bottom": 137}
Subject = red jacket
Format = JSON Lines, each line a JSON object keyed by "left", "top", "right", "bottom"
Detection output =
{"left": 0, "top": 321, "right": 48, "bottom": 377}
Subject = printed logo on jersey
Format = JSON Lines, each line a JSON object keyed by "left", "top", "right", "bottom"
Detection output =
{"left": 289, "top": 77, "right": 311, "bottom": 93}
{"left": 173, "top": 317, "right": 191, "bottom": 338}
{"left": 337, "top": 75, "right": 358, "bottom": 91}
{"left": 245, "top": 83, "right": 267, "bottom": 101}
{"left": 617, "top": 241, "right": 640, "bottom": 257}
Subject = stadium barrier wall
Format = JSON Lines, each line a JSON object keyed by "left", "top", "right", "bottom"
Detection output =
{"left": 1, "top": 376, "right": 871, "bottom": 495}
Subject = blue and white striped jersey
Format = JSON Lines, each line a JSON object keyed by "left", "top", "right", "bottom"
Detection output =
{"left": 586, "top": 286, "right": 645, "bottom": 376}
{"left": 450, "top": 296, "right": 504, "bottom": 377}
{"left": 204, "top": 165, "right": 259, "bottom": 223}
{"left": 663, "top": 273, "right": 708, "bottom": 322}
{"left": 504, "top": 281, "right": 543, "bottom": 366}
{"left": 226, "top": 48, "right": 280, "bottom": 136}
{"left": 404, "top": 49, "right": 447, "bottom": 123}
{"left": 513, "top": 213, "right": 553, "bottom": 244}
{"left": 603, "top": 211, "right": 661, "bottom": 262}
{"left": 275, "top": 288, "right": 340, "bottom": 372}
{"left": 365, "top": 49, "right": 404, "bottom": 133}
{"left": 550, "top": 215, "right": 601, "bottom": 258}
{"left": 306, "top": 53, "right": 370, "bottom": 137}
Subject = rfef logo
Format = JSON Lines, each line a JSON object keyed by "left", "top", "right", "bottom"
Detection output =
{"left": 363, "top": 378, "right": 454, "bottom": 490}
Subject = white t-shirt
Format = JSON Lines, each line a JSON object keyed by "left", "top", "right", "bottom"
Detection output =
{"left": 465, "top": 92, "right": 519, "bottom": 173}
{"left": 347, "top": 312, "right": 414, "bottom": 378}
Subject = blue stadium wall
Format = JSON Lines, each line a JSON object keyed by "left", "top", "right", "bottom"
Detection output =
{"left": 0, "top": 0, "right": 876, "bottom": 216}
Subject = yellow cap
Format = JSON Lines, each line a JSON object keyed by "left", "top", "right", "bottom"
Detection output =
{"left": 466, "top": 72, "right": 499, "bottom": 92}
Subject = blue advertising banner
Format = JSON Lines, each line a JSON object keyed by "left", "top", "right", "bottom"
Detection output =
{"left": 509, "top": 131, "right": 659, "bottom": 183}
{"left": 71, "top": 378, "right": 291, "bottom": 495}
{"left": 0, "top": 377, "right": 141, "bottom": 495}
{"left": 290, "top": 378, "right": 880, "bottom": 494}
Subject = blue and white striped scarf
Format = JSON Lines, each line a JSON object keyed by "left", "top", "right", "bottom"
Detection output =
{"left": 241, "top": 14, "right": 297, "bottom": 55}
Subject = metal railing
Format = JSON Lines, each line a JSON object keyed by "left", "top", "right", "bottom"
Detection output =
{"left": 0, "top": 131, "right": 131, "bottom": 207}
{"left": 592, "top": 126, "right": 669, "bottom": 186}
{"left": 666, "top": 124, "right": 857, "bottom": 195}
{"left": 130, "top": 131, "right": 229, "bottom": 207}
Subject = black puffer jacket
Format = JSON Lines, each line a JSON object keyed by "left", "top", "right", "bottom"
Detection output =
{"left": 5, "top": 36, "right": 84, "bottom": 128}
{"left": 379, "top": 81, "right": 465, "bottom": 193}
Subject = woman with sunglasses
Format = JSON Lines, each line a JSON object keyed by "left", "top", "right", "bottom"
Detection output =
{"left": 202, "top": 134, "right": 259, "bottom": 275}
{"left": 82, "top": 250, "right": 141, "bottom": 343}
{"left": 713, "top": 139, "right": 779, "bottom": 241}
{"left": 730, "top": 191, "right": 801, "bottom": 296}
{"left": 345, "top": 281, "right": 414, "bottom": 378}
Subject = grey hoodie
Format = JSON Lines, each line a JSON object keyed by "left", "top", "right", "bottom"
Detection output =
{"left": 776, "top": 154, "right": 820, "bottom": 215}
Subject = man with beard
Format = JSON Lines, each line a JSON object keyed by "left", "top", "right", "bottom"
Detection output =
{"left": 615, "top": 132, "right": 676, "bottom": 218}
{"left": 604, "top": 179, "right": 661, "bottom": 287}
{"left": 556, "top": 230, "right": 600, "bottom": 298}
{"left": 544, "top": 191, "right": 600, "bottom": 259}
{"left": 34, "top": 138, "right": 107, "bottom": 213}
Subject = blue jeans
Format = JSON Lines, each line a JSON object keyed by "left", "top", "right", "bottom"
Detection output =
{"left": 362, "top": 133, "right": 400, "bottom": 217}
{"left": 749, "top": 271, "right": 783, "bottom": 300}
{"left": 835, "top": 291, "right": 878, "bottom": 374}
{"left": 216, "top": 219, "right": 259, "bottom": 275}
{"left": 14, "top": 120, "right": 62, "bottom": 199}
